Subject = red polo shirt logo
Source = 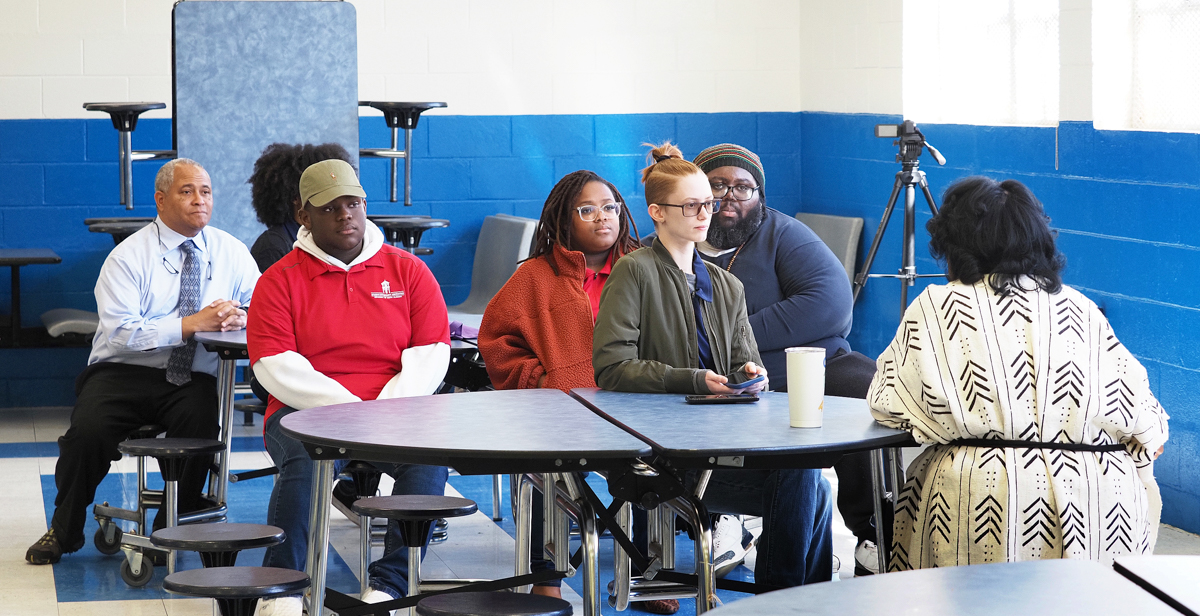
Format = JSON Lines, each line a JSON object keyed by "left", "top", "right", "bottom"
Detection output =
{"left": 372, "top": 279, "right": 405, "bottom": 299}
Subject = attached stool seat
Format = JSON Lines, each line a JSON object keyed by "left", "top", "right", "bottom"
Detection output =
{"left": 352, "top": 495, "right": 477, "bottom": 599}
{"left": 368, "top": 215, "right": 449, "bottom": 254}
{"left": 110, "top": 437, "right": 226, "bottom": 585}
{"left": 416, "top": 592, "right": 572, "bottom": 616}
{"left": 163, "top": 566, "right": 309, "bottom": 616}
{"left": 40, "top": 308, "right": 100, "bottom": 337}
{"left": 152, "top": 523, "right": 285, "bottom": 567}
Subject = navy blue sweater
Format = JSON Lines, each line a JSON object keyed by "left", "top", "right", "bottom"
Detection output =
{"left": 699, "top": 208, "right": 853, "bottom": 391}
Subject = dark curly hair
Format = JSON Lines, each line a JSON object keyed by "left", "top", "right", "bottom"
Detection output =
{"left": 927, "top": 176, "right": 1065, "bottom": 297}
{"left": 248, "top": 143, "right": 354, "bottom": 226}
{"left": 528, "top": 170, "right": 641, "bottom": 274}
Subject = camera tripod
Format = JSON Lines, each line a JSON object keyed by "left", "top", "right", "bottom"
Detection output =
{"left": 852, "top": 121, "right": 947, "bottom": 317}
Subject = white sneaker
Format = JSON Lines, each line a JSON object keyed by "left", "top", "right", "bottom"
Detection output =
{"left": 361, "top": 588, "right": 397, "bottom": 616}
{"left": 712, "top": 515, "right": 756, "bottom": 578}
{"left": 854, "top": 539, "right": 880, "bottom": 575}
{"left": 832, "top": 554, "right": 841, "bottom": 574}
{"left": 254, "top": 596, "right": 303, "bottom": 616}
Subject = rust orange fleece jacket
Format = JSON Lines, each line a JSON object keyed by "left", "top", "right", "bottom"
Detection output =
{"left": 479, "top": 245, "right": 606, "bottom": 391}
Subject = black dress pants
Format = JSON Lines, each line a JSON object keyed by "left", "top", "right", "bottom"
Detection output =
{"left": 51, "top": 362, "right": 219, "bottom": 548}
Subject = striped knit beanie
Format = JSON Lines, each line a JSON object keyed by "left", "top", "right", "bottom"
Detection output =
{"left": 693, "top": 144, "right": 765, "bottom": 191}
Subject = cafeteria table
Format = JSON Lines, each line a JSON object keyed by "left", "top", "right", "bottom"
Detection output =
{"left": 1115, "top": 555, "right": 1200, "bottom": 616}
{"left": 280, "top": 388, "right": 653, "bottom": 616}
{"left": 0, "top": 248, "right": 62, "bottom": 347}
{"left": 705, "top": 559, "right": 1179, "bottom": 615}
{"left": 569, "top": 388, "right": 916, "bottom": 613}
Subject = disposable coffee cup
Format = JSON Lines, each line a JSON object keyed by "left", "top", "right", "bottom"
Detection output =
{"left": 786, "top": 347, "right": 825, "bottom": 428}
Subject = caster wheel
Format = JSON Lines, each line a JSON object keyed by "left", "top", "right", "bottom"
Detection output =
{"left": 121, "top": 556, "right": 154, "bottom": 587}
{"left": 94, "top": 525, "right": 123, "bottom": 555}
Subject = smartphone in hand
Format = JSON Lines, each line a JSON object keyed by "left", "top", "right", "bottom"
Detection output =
{"left": 726, "top": 374, "right": 766, "bottom": 391}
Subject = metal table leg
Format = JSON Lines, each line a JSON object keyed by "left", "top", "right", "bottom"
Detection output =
{"left": 305, "top": 459, "right": 335, "bottom": 616}
{"left": 213, "top": 357, "right": 236, "bottom": 505}
{"left": 870, "top": 448, "right": 888, "bottom": 574}
{"left": 665, "top": 495, "right": 713, "bottom": 614}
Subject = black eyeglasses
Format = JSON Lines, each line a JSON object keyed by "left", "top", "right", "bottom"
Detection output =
{"left": 576, "top": 203, "right": 622, "bottom": 222}
{"left": 657, "top": 199, "right": 722, "bottom": 217}
{"left": 711, "top": 183, "right": 760, "bottom": 201}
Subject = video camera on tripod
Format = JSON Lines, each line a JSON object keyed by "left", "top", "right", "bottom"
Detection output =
{"left": 853, "top": 120, "right": 947, "bottom": 314}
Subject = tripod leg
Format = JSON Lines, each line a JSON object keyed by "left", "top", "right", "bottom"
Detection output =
{"left": 900, "top": 184, "right": 917, "bottom": 315}
{"left": 853, "top": 173, "right": 905, "bottom": 302}
{"left": 917, "top": 170, "right": 939, "bottom": 215}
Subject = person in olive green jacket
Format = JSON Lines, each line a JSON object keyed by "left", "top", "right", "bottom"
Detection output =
{"left": 593, "top": 143, "right": 833, "bottom": 592}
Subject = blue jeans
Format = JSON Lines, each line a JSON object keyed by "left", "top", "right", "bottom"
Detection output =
{"left": 264, "top": 406, "right": 449, "bottom": 599}
{"left": 699, "top": 468, "right": 833, "bottom": 589}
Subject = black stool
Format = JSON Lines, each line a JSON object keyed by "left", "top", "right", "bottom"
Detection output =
{"left": 152, "top": 523, "right": 285, "bottom": 567}
{"left": 416, "top": 592, "right": 572, "bottom": 616}
{"left": 367, "top": 215, "right": 449, "bottom": 254}
{"left": 351, "top": 495, "right": 477, "bottom": 600}
{"left": 359, "top": 101, "right": 446, "bottom": 205}
{"left": 112, "top": 437, "right": 226, "bottom": 585}
{"left": 234, "top": 396, "right": 267, "bottom": 426}
{"left": 94, "top": 425, "right": 166, "bottom": 556}
{"left": 82, "top": 102, "right": 175, "bottom": 209}
{"left": 163, "top": 566, "right": 309, "bottom": 616}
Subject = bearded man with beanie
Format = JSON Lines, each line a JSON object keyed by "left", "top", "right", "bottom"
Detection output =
{"left": 693, "top": 144, "right": 886, "bottom": 577}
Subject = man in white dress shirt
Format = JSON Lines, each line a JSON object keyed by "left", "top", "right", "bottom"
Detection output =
{"left": 26, "top": 158, "right": 259, "bottom": 565}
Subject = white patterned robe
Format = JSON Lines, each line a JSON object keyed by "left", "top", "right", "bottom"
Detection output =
{"left": 867, "top": 280, "right": 1169, "bottom": 570}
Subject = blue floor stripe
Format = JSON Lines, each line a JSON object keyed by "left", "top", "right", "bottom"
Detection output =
{"left": 40, "top": 469, "right": 360, "bottom": 603}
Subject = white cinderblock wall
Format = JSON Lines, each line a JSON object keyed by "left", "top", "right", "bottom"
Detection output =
{"left": 0, "top": 0, "right": 909, "bottom": 120}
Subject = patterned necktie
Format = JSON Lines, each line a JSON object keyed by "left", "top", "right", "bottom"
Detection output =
{"left": 166, "top": 240, "right": 201, "bottom": 386}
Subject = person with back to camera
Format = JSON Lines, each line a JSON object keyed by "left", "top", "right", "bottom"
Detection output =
{"left": 247, "top": 142, "right": 356, "bottom": 273}
{"left": 867, "top": 176, "right": 1169, "bottom": 570}
{"left": 478, "top": 169, "right": 646, "bottom": 604}
{"left": 593, "top": 143, "right": 834, "bottom": 593}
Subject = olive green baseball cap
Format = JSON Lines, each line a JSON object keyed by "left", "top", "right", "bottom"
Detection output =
{"left": 299, "top": 159, "right": 366, "bottom": 208}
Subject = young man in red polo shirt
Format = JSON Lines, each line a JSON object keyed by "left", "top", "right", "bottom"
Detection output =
{"left": 247, "top": 159, "right": 450, "bottom": 615}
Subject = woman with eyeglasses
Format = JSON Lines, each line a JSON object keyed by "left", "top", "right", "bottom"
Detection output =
{"left": 478, "top": 169, "right": 640, "bottom": 601}
{"left": 593, "top": 143, "right": 833, "bottom": 593}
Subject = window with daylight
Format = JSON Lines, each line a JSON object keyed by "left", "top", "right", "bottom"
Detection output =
{"left": 902, "top": 0, "right": 1059, "bottom": 126}
{"left": 1094, "top": 0, "right": 1200, "bottom": 132}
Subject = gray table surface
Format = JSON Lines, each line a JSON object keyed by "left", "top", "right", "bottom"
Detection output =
{"left": 570, "top": 388, "right": 914, "bottom": 467}
{"left": 0, "top": 248, "right": 61, "bottom": 266}
{"left": 195, "top": 329, "right": 248, "bottom": 350}
{"left": 707, "top": 560, "right": 1177, "bottom": 615}
{"left": 1115, "top": 555, "right": 1200, "bottom": 616}
{"left": 280, "top": 388, "right": 652, "bottom": 474}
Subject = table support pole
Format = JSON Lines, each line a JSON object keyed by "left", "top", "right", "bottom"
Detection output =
{"left": 612, "top": 502, "right": 632, "bottom": 611}
{"left": 403, "top": 128, "right": 413, "bottom": 206}
{"left": 515, "top": 475, "right": 534, "bottom": 594}
{"left": 9, "top": 265, "right": 19, "bottom": 347}
{"left": 214, "top": 357, "right": 236, "bottom": 506}
{"left": 870, "top": 448, "right": 888, "bottom": 574}
{"left": 305, "top": 459, "right": 335, "bottom": 616}
{"left": 492, "top": 474, "right": 504, "bottom": 521}
{"left": 390, "top": 126, "right": 399, "bottom": 203}
{"left": 666, "top": 496, "right": 713, "bottom": 614}
{"left": 564, "top": 472, "right": 601, "bottom": 616}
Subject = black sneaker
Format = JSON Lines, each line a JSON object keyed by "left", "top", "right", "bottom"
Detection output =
{"left": 26, "top": 529, "right": 65, "bottom": 565}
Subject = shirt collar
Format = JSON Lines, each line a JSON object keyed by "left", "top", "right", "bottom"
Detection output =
{"left": 692, "top": 248, "right": 713, "bottom": 302}
{"left": 154, "top": 218, "right": 207, "bottom": 256}
{"left": 588, "top": 249, "right": 615, "bottom": 277}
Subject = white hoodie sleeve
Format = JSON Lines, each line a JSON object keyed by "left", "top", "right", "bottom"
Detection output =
{"left": 376, "top": 342, "right": 451, "bottom": 400}
{"left": 254, "top": 351, "right": 362, "bottom": 411}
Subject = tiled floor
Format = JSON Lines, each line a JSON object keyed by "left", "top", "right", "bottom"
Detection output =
{"left": 2, "top": 406, "right": 1197, "bottom": 615}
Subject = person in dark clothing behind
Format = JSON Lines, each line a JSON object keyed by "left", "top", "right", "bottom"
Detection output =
{"left": 693, "top": 143, "right": 886, "bottom": 577}
{"left": 248, "top": 142, "right": 355, "bottom": 273}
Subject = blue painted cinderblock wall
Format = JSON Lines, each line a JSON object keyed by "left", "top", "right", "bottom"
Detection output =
{"left": 800, "top": 112, "right": 1199, "bottom": 534}
{"left": 2, "top": 111, "right": 1197, "bottom": 535}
